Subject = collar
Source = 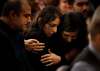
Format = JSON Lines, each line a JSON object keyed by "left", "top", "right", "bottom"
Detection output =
{"left": 89, "top": 43, "right": 100, "bottom": 60}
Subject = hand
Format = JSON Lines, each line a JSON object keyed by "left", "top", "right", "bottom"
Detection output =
{"left": 40, "top": 49, "right": 61, "bottom": 66}
{"left": 24, "top": 39, "right": 45, "bottom": 52}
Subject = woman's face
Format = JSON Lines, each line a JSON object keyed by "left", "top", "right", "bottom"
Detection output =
{"left": 43, "top": 17, "right": 60, "bottom": 37}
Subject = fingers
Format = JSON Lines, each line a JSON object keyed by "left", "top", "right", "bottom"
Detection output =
{"left": 41, "top": 59, "right": 52, "bottom": 64}
{"left": 41, "top": 57, "right": 54, "bottom": 66}
{"left": 30, "top": 42, "right": 45, "bottom": 51}
{"left": 32, "top": 43, "right": 45, "bottom": 46}
{"left": 34, "top": 45, "right": 45, "bottom": 49}
{"left": 48, "top": 49, "right": 52, "bottom": 54}
{"left": 29, "top": 39, "right": 39, "bottom": 43}
{"left": 25, "top": 39, "right": 45, "bottom": 52}
{"left": 41, "top": 54, "right": 53, "bottom": 66}
{"left": 41, "top": 54, "right": 50, "bottom": 58}
{"left": 32, "top": 39, "right": 39, "bottom": 42}
{"left": 41, "top": 54, "right": 51, "bottom": 63}
{"left": 24, "top": 39, "right": 39, "bottom": 44}
{"left": 41, "top": 52, "right": 61, "bottom": 66}
{"left": 33, "top": 48, "right": 44, "bottom": 51}
{"left": 41, "top": 54, "right": 50, "bottom": 61}
{"left": 45, "top": 62, "right": 54, "bottom": 66}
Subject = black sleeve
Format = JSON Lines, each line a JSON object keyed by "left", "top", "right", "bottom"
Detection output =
{"left": 0, "top": 33, "right": 17, "bottom": 71}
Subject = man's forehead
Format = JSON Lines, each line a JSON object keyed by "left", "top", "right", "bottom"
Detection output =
{"left": 75, "top": 0, "right": 88, "bottom": 3}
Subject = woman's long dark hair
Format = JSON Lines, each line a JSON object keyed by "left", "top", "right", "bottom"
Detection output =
{"left": 35, "top": 5, "right": 61, "bottom": 29}
{"left": 25, "top": 6, "right": 61, "bottom": 38}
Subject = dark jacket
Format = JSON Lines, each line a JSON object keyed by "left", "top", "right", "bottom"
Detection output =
{"left": 0, "top": 20, "right": 34, "bottom": 71}
{"left": 26, "top": 25, "right": 65, "bottom": 71}
{"left": 68, "top": 47, "right": 100, "bottom": 71}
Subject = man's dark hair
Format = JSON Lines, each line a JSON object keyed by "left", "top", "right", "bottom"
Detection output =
{"left": 62, "top": 12, "right": 83, "bottom": 32}
{"left": 1, "top": 0, "right": 22, "bottom": 17}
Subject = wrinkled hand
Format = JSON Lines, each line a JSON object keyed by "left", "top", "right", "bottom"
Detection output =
{"left": 40, "top": 49, "right": 61, "bottom": 66}
{"left": 24, "top": 39, "right": 45, "bottom": 52}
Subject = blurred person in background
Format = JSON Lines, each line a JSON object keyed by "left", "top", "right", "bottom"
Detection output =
{"left": 50, "top": 0, "right": 74, "bottom": 15}
{"left": 69, "top": 6, "right": 100, "bottom": 71}
{"left": 73, "top": 0, "right": 94, "bottom": 18}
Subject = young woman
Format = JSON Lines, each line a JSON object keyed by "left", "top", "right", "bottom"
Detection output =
{"left": 25, "top": 6, "right": 62, "bottom": 71}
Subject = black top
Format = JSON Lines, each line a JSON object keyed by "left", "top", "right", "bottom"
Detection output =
{"left": 26, "top": 25, "right": 66, "bottom": 71}
{"left": 0, "top": 20, "right": 34, "bottom": 71}
{"left": 68, "top": 47, "right": 100, "bottom": 71}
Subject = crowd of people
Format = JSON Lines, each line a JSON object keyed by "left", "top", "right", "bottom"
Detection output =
{"left": 0, "top": 0, "right": 100, "bottom": 71}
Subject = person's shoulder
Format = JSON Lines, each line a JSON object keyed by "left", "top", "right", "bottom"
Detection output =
{"left": 71, "top": 61, "right": 95, "bottom": 71}
{"left": 0, "top": 22, "right": 11, "bottom": 41}
{"left": 0, "top": 28, "right": 8, "bottom": 38}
